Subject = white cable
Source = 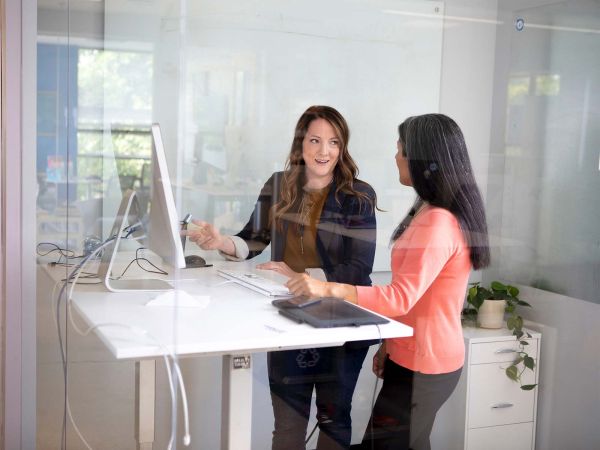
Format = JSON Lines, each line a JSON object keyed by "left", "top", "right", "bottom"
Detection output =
{"left": 66, "top": 395, "right": 93, "bottom": 450}
{"left": 48, "top": 264, "right": 97, "bottom": 449}
{"left": 66, "top": 288, "right": 191, "bottom": 446}
{"left": 55, "top": 237, "right": 117, "bottom": 449}
{"left": 173, "top": 359, "right": 192, "bottom": 446}
{"left": 56, "top": 233, "right": 192, "bottom": 449}
{"left": 67, "top": 319, "right": 189, "bottom": 449}
{"left": 64, "top": 321, "right": 182, "bottom": 450}
{"left": 163, "top": 353, "right": 177, "bottom": 450}
{"left": 54, "top": 233, "right": 132, "bottom": 447}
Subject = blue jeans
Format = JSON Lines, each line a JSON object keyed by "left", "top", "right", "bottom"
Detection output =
{"left": 268, "top": 343, "right": 370, "bottom": 450}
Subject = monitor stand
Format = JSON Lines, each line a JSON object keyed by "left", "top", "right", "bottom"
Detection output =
{"left": 97, "top": 189, "right": 173, "bottom": 292}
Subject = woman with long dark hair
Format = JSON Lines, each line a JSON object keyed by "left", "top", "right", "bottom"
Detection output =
{"left": 286, "top": 113, "right": 490, "bottom": 449}
{"left": 186, "top": 105, "right": 378, "bottom": 449}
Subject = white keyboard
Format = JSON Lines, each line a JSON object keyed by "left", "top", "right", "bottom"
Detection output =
{"left": 217, "top": 269, "right": 293, "bottom": 297}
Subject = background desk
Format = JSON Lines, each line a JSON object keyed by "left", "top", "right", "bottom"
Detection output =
{"left": 66, "top": 260, "right": 412, "bottom": 449}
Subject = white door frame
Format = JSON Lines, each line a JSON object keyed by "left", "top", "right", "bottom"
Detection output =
{"left": 2, "top": 0, "right": 37, "bottom": 448}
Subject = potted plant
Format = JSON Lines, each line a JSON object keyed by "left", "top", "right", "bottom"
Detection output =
{"left": 463, "top": 281, "right": 537, "bottom": 391}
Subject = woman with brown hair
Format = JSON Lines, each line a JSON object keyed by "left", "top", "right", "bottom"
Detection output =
{"left": 187, "top": 105, "right": 378, "bottom": 449}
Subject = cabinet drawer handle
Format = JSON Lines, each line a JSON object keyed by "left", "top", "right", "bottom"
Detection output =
{"left": 494, "top": 348, "right": 517, "bottom": 354}
{"left": 491, "top": 402, "right": 514, "bottom": 409}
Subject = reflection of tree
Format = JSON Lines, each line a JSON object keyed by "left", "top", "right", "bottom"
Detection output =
{"left": 508, "top": 76, "right": 530, "bottom": 105}
{"left": 78, "top": 48, "right": 153, "bottom": 114}
{"left": 77, "top": 48, "right": 154, "bottom": 199}
{"left": 77, "top": 130, "right": 151, "bottom": 199}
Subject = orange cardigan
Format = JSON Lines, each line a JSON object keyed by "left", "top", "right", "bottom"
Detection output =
{"left": 356, "top": 206, "right": 471, "bottom": 374}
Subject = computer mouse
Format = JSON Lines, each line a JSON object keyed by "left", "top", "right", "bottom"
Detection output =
{"left": 184, "top": 255, "right": 211, "bottom": 268}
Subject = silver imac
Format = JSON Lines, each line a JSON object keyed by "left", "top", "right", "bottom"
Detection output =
{"left": 98, "top": 123, "right": 185, "bottom": 292}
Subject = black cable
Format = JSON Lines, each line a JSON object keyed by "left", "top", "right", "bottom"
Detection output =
{"left": 116, "top": 247, "right": 168, "bottom": 279}
{"left": 55, "top": 263, "right": 99, "bottom": 283}
{"left": 305, "top": 421, "right": 319, "bottom": 445}
{"left": 37, "top": 242, "right": 86, "bottom": 264}
{"left": 51, "top": 262, "right": 78, "bottom": 268}
{"left": 60, "top": 268, "right": 98, "bottom": 280}
{"left": 134, "top": 247, "right": 168, "bottom": 275}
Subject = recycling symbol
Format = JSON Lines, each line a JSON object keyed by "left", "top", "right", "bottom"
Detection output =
{"left": 296, "top": 348, "right": 320, "bottom": 368}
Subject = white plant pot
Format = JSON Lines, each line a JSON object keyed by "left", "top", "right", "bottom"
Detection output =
{"left": 478, "top": 299, "right": 506, "bottom": 329}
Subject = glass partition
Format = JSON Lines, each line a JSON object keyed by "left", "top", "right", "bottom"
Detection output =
{"left": 33, "top": 0, "right": 599, "bottom": 449}
{"left": 492, "top": 1, "right": 600, "bottom": 303}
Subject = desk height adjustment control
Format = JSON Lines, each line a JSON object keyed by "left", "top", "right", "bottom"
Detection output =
{"left": 232, "top": 355, "right": 251, "bottom": 369}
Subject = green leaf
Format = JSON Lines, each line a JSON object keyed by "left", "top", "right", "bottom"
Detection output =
{"left": 507, "top": 316, "right": 518, "bottom": 330}
{"left": 512, "top": 356, "right": 524, "bottom": 366}
{"left": 521, "top": 384, "right": 537, "bottom": 391}
{"left": 468, "top": 286, "right": 478, "bottom": 300}
{"left": 524, "top": 356, "right": 535, "bottom": 370}
{"left": 507, "top": 285, "right": 520, "bottom": 297}
{"left": 514, "top": 329, "right": 524, "bottom": 340}
{"left": 506, "top": 304, "right": 516, "bottom": 314}
{"left": 515, "top": 316, "right": 524, "bottom": 329}
{"left": 506, "top": 366, "right": 518, "bottom": 381}
{"left": 517, "top": 300, "right": 531, "bottom": 307}
{"left": 491, "top": 281, "right": 507, "bottom": 291}
{"left": 519, "top": 340, "right": 529, "bottom": 346}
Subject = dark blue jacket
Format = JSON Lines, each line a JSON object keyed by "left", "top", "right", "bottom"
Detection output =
{"left": 236, "top": 171, "right": 377, "bottom": 287}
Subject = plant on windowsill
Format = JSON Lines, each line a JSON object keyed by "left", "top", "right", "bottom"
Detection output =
{"left": 462, "top": 281, "right": 538, "bottom": 391}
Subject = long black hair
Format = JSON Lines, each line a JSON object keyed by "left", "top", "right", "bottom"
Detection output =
{"left": 392, "top": 114, "right": 490, "bottom": 269}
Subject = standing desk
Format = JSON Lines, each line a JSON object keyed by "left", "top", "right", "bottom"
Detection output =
{"left": 68, "top": 260, "right": 413, "bottom": 450}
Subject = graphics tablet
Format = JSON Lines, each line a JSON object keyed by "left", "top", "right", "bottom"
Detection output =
{"left": 273, "top": 297, "right": 389, "bottom": 328}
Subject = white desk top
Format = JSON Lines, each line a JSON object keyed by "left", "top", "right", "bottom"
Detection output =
{"left": 64, "top": 260, "right": 413, "bottom": 360}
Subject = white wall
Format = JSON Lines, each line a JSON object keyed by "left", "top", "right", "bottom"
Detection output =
{"left": 518, "top": 286, "right": 600, "bottom": 449}
{"left": 439, "top": 0, "right": 498, "bottom": 204}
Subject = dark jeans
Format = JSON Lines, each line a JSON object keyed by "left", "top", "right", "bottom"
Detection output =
{"left": 268, "top": 343, "right": 370, "bottom": 450}
{"left": 360, "top": 357, "right": 462, "bottom": 450}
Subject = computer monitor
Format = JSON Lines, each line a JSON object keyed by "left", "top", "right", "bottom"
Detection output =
{"left": 147, "top": 123, "right": 186, "bottom": 269}
{"left": 97, "top": 123, "right": 185, "bottom": 292}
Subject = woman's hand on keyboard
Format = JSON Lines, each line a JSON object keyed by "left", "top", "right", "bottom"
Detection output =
{"left": 286, "top": 273, "right": 359, "bottom": 303}
{"left": 256, "top": 261, "right": 297, "bottom": 278}
{"left": 285, "top": 273, "right": 329, "bottom": 298}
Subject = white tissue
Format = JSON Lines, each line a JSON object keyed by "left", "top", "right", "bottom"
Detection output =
{"left": 146, "top": 290, "right": 210, "bottom": 308}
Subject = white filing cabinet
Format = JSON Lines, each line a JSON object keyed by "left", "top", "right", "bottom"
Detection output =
{"left": 431, "top": 327, "right": 541, "bottom": 450}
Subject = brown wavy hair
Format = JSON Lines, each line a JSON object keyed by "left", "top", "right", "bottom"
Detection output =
{"left": 273, "top": 105, "right": 375, "bottom": 224}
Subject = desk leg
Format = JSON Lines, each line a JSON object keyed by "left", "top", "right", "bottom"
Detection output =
{"left": 221, "top": 354, "right": 253, "bottom": 450}
{"left": 135, "top": 360, "right": 156, "bottom": 450}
